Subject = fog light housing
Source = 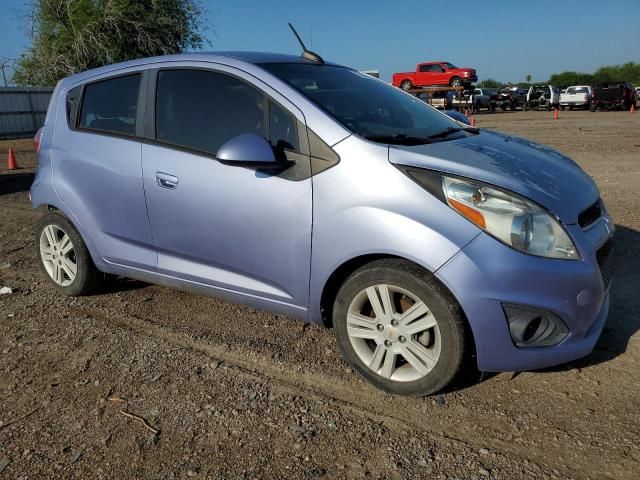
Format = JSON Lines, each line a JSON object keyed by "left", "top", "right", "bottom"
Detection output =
{"left": 503, "top": 304, "right": 569, "bottom": 347}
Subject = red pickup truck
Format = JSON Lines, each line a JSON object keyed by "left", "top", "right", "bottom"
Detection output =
{"left": 392, "top": 62, "right": 478, "bottom": 90}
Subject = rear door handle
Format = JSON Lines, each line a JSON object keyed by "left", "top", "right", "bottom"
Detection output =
{"left": 156, "top": 172, "right": 178, "bottom": 190}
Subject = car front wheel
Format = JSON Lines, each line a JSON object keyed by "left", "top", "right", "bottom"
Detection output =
{"left": 333, "top": 259, "right": 467, "bottom": 396}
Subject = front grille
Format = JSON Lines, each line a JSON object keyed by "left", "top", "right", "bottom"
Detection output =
{"left": 596, "top": 239, "right": 614, "bottom": 288}
{"left": 578, "top": 200, "right": 602, "bottom": 228}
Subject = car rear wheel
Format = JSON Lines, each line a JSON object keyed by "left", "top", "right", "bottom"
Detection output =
{"left": 35, "top": 213, "right": 102, "bottom": 296}
{"left": 400, "top": 80, "right": 413, "bottom": 91}
{"left": 333, "top": 259, "right": 467, "bottom": 396}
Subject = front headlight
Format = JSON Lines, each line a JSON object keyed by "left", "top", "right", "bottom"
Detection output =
{"left": 442, "top": 176, "right": 579, "bottom": 259}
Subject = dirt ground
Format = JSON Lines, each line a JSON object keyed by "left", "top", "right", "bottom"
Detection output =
{"left": 1, "top": 110, "right": 639, "bottom": 480}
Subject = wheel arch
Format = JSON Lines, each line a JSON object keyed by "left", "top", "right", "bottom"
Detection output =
{"left": 34, "top": 202, "right": 106, "bottom": 272}
{"left": 319, "top": 253, "right": 478, "bottom": 366}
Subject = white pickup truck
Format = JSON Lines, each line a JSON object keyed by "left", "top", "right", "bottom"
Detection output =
{"left": 559, "top": 86, "right": 593, "bottom": 110}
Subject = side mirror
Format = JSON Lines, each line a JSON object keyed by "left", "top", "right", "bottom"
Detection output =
{"left": 217, "top": 133, "right": 280, "bottom": 168}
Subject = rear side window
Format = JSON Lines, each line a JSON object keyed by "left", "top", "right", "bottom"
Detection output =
{"left": 79, "top": 74, "right": 141, "bottom": 136}
{"left": 155, "top": 69, "right": 267, "bottom": 156}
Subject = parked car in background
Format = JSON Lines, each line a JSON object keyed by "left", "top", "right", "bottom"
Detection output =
{"left": 415, "top": 90, "right": 455, "bottom": 110}
{"left": 635, "top": 87, "right": 640, "bottom": 107}
{"left": 524, "top": 85, "right": 560, "bottom": 110}
{"left": 393, "top": 61, "right": 478, "bottom": 90}
{"left": 450, "top": 88, "right": 494, "bottom": 112}
{"left": 560, "top": 86, "right": 593, "bottom": 110}
{"left": 31, "top": 51, "right": 614, "bottom": 396}
{"left": 497, "top": 87, "right": 527, "bottom": 110}
{"left": 472, "top": 88, "right": 497, "bottom": 112}
{"left": 591, "top": 82, "right": 633, "bottom": 111}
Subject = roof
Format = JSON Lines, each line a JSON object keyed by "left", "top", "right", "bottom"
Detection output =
{"left": 207, "top": 51, "right": 341, "bottom": 66}
{"left": 59, "top": 51, "right": 344, "bottom": 86}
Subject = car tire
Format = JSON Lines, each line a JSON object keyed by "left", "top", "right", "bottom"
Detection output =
{"left": 400, "top": 80, "right": 413, "bottom": 91}
{"left": 449, "top": 77, "right": 462, "bottom": 88}
{"left": 332, "top": 259, "right": 468, "bottom": 396}
{"left": 35, "top": 213, "right": 102, "bottom": 296}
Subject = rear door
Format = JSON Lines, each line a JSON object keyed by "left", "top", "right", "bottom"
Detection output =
{"left": 140, "top": 64, "right": 313, "bottom": 308}
{"left": 52, "top": 70, "right": 156, "bottom": 269}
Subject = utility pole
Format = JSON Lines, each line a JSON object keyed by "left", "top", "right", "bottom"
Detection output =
{"left": 0, "top": 59, "right": 14, "bottom": 87}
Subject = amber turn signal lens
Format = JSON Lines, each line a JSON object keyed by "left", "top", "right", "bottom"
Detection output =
{"left": 448, "top": 198, "right": 486, "bottom": 229}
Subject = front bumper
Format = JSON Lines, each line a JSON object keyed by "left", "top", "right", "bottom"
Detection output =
{"left": 436, "top": 217, "right": 613, "bottom": 372}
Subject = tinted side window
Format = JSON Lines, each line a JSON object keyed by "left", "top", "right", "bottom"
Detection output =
{"left": 79, "top": 74, "right": 141, "bottom": 136}
{"left": 155, "top": 69, "right": 267, "bottom": 155}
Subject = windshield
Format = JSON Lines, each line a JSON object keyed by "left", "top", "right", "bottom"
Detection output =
{"left": 261, "top": 63, "right": 458, "bottom": 140}
{"left": 444, "top": 62, "right": 457, "bottom": 69}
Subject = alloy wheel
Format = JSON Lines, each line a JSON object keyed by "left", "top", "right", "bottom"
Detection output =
{"left": 346, "top": 284, "right": 441, "bottom": 382}
{"left": 39, "top": 224, "right": 77, "bottom": 286}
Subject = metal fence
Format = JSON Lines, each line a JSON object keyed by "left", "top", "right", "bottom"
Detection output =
{"left": 0, "top": 87, "right": 54, "bottom": 140}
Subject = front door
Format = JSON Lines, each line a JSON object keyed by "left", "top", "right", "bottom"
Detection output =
{"left": 141, "top": 67, "right": 312, "bottom": 308}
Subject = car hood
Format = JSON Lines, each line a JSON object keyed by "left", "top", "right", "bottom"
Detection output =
{"left": 388, "top": 129, "right": 599, "bottom": 225}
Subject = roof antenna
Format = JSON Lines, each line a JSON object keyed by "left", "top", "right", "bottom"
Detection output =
{"left": 288, "top": 22, "right": 324, "bottom": 64}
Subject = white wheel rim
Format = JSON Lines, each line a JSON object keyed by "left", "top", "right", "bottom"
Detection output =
{"left": 39, "top": 224, "right": 77, "bottom": 286}
{"left": 347, "top": 284, "right": 441, "bottom": 383}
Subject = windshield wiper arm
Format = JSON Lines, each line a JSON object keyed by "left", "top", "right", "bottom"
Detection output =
{"left": 427, "top": 126, "right": 479, "bottom": 139}
{"left": 364, "top": 134, "right": 432, "bottom": 146}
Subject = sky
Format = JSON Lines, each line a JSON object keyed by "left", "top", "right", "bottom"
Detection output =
{"left": 1, "top": 0, "right": 639, "bottom": 84}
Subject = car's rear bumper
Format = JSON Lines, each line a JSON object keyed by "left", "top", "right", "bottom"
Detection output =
{"left": 560, "top": 101, "right": 589, "bottom": 106}
{"left": 436, "top": 221, "right": 613, "bottom": 372}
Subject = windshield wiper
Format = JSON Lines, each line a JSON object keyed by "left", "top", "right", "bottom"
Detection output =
{"left": 364, "top": 134, "right": 431, "bottom": 145}
{"left": 427, "top": 126, "right": 479, "bottom": 139}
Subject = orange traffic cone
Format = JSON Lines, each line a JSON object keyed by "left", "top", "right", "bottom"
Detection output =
{"left": 7, "top": 148, "right": 18, "bottom": 170}
{"left": 469, "top": 114, "right": 475, "bottom": 127}
{"left": 553, "top": 108, "right": 559, "bottom": 120}
{"left": 631, "top": 103, "right": 635, "bottom": 113}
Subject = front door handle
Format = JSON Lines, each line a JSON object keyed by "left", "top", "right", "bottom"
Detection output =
{"left": 156, "top": 172, "right": 178, "bottom": 190}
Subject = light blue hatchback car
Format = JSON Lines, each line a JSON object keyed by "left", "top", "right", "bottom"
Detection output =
{"left": 31, "top": 51, "right": 614, "bottom": 395}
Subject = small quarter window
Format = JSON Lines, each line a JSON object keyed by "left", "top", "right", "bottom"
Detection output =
{"left": 66, "top": 85, "right": 82, "bottom": 127}
{"left": 79, "top": 74, "right": 141, "bottom": 136}
{"left": 269, "top": 100, "right": 298, "bottom": 151}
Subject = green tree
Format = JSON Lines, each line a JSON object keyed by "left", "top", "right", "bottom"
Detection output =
{"left": 477, "top": 78, "right": 501, "bottom": 88}
{"left": 592, "top": 62, "right": 640, "bottom": 84}
{"left": 548, "top": 71, "right": 594, "bottom": 88}
{"left": 13, "top": 0, "right": 208, "bottom": 86}
{"left": 526, "top": 74, "right": 532, "bottom": 83}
